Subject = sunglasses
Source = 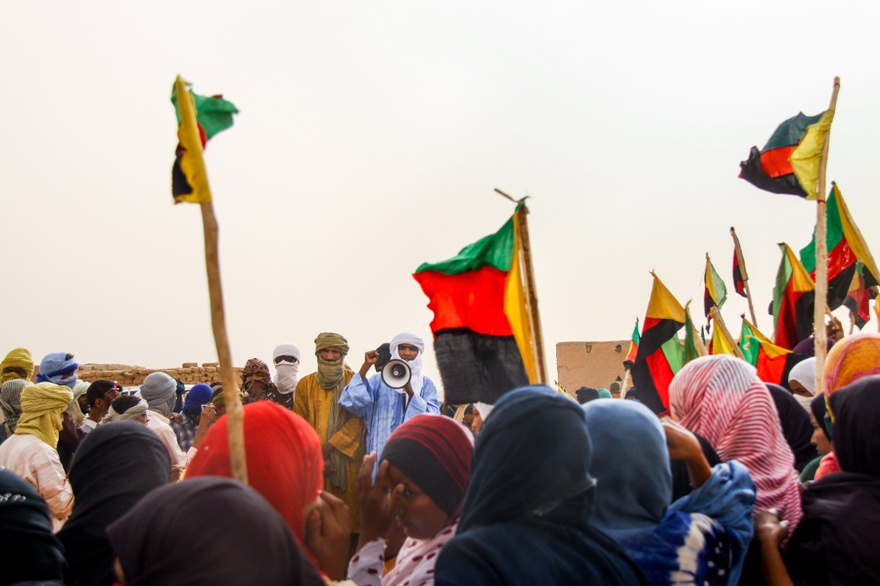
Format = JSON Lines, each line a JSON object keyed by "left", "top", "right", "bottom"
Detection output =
{"left": 274, "top": 355, "right": 298, "bottom": 364}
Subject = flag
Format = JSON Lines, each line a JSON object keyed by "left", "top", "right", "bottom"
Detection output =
{"left": 704, "top": 255, "right": 728, "bottom": 318}
{"left": 772, "top": 243, "right": 816, "bottom": 350}
{"left": 413, "top": 207, "right": 533, "bottom": 404}
{"left": 799, "top": 182, "right": 880, "bottom": 311}
{"left": 740, "top": 318, "right": 808, "bottom": 387}
{"left": 170, "top": 76, "right": 239, "bottom": 204}
{"left": 731, "top": 228, "right": 748, "bottom": 298}
{"left": 844, "top": 262, "right": 877, "bottom": 329}
{"left": 622, "top": 318, "right": 639, "bottom": 370}
{"left": 631, "top": 275, "right": 693, "bottom": 414}
{"left": 739, "top": 110, "right": 834, "bottom": 200}
{"left": 709, "top": 321, "right": 738, "bottom": 356}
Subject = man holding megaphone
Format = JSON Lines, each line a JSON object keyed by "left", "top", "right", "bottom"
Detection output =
{"left": 340, "top": 331, "right": 440, "bottom": 475}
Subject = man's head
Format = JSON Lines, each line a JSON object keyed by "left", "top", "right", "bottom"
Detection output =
{"left": 314, "top": 333, "right": 349, "bottom": 363}
{"left": 391, "top": 332, "right": 424, "bottom": 363}
{"left": 241, "top": 358, "right": 271, "bottom": 398}
{"left": 36, "top": 352, "right": 78, "bottom": 390}
{"left": 140, "top": 372, "right": 177, "bottom": 417}
{"left": 107, "top": 395, "right": 149, "bottom": 424}
{"left": 0, "top": 348, "right": 34, "bottom": 384}
{"left": 575, "top": 386, "right": 599, "bottom": 405}
{"left": 183, "top": 384, "right": 214, "bottom": 416}
{"left": 86, "top": 380, "right": 121, "bottom": 418}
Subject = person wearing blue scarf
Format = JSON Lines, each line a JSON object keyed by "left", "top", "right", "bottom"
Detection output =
{"left": 435, "top": 385, "right": 648, "bottom": 586}
{"left": 582, "top": 399, "right": 756, "bottom": 586}
{"left": 36, "top": 352, "right": 78, "bottom": 390}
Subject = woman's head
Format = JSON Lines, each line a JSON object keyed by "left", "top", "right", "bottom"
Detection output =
{"left": 379, "top": 414, "right": 473, "bottom": 539}
{"left": 809, "top": 394, "right": 832, "bottom": 456}
{"left": 828, "top": 374, "right": 880, "bottom": 475}
{"left": 186, "top": 401, "right": 323, "bottom": 545}
{"left": 582, "top": 399, "right": 670, "bottom": 532}
{"left": 458, "top": 385, "right": 595, "bottom": 532}
{"left": 823, "top": 333, "right": 880, "bottom": 395}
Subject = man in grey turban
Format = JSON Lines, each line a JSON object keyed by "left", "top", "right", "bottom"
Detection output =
{"left": 141, "top": 372, "right": 187, "bottom": 469}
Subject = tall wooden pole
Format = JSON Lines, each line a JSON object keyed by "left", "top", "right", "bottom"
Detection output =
{"left": 813, "top": 77, "right": 841, "bottom": 397}
{"left": 730, "top": 227, "right": 759, "bottom": 327}
{"left": 495, "top": 188, "right": 547, "bottom": 383}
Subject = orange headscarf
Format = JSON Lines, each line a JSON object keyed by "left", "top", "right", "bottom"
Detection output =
{"left": 823, "top": 333, "right": 880, "bottom": 396}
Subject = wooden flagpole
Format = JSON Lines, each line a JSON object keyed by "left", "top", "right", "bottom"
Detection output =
{"left": 813, "top": 77, "right": 841, "bottom": 397}
{"left": 730, "top": 227, "right": 759, "bottom": 327}
{"left": 495, "top": 188, "right": 547, "bottom": 383}
{"left": 175, "top": 76, "right": 247, "bottom": 484}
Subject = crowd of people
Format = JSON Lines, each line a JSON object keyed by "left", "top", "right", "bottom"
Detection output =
{"left": 0, "top": 327, "right": 879, "bottom": 585}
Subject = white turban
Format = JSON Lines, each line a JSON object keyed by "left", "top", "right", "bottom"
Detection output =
{"left": 272, "top": 343, "right": 301, "bottom": 395}
{"left": 391, "top": 331, "right": 425, "bottom": 393}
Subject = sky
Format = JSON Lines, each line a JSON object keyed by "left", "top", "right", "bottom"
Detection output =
{"left": 3, "top": 2, "right": 879, "bottom": 396}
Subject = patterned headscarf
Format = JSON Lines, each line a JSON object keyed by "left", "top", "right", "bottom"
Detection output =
{"left": 15, "top": 382, "right": 74, "bottom": 447}
{"left": 823, "top": 333, "right": 880, "bottom": 395}
{"left": 0, "top": 348, "right": 34, "bottom": 384}
{"left": 0, "top": 379, "right": 29, "bottom": 433}
{"left": 314, "top": 332, "right": 349, "bottom": 489}
{"left": 242, "top": 358, "right": 276, "bottom": 402}
{"left": 669, "top": 355, "right": 802, "bottom": 530}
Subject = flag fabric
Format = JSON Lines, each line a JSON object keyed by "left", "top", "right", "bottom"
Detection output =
{"left": 739, "top": 110, "right": 834, "bottom": 199}
{"left": 709, "top": 321, "right": 738, "bottom": 356}
{"left": 844, "top": 262, "right": 877, "bottom": 329}
{"left": 170, "top": 76, "right": 239, "bottom": 204}
{"left": 623, "top": 318, "right": 639, "bottom": 370}
{"left": 799, "top": 182, "right": 880, "bottom": 311}
{"left": 631, "top": 275, "right": 693, "bottom": 414}
{"left": 413, "top": 208, "right": 532, "bottom": 404}
{"left": 704, "top": 255, "right": 728, "bottom": 318}
{"left": 772, "top": 243, "right": 816, "bottom": 350}
{"left": 740, "top": 318, "right": 808, "bottom": 387}
{"left": 731, "top": 229, "right": 748, "bottom": 298}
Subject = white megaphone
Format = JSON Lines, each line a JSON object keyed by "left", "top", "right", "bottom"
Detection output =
{"left": 382, "top": 359, "right": 411, "bottom": 392}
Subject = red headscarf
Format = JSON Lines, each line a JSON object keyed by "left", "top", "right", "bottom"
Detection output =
{"left": 186, "top": 402, "right": 323, "bottom": 546}
{"left": 669, "top": 355, "right": 802, "bottom": 530}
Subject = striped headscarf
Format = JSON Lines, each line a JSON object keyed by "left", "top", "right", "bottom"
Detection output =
{"left": 823, "top": 333, "right": 880, "bottom": 396}
{"left": 15, "top": 382, "right": 74, "bottom": 447}
{"left": 669, "top": 355, "right": 802, "bottom": 529}
{"left": 1, "top": 348, "right": 34, "bottom": 384}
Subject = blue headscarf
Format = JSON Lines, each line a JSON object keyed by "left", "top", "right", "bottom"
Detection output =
{"left": 36, "top": 352, "right": 78, "bottom": 389}
{"left": 582, "top": 399, "right": 671, "bottom": 534}
{"left": 183, "top": 384, "right": 213, "bottom": 413}
{"left": 458, "top": 385, "right": 596, "bottom": 532}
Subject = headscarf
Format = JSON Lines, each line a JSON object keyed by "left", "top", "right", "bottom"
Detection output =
{"left": 57, "top": 421, "right": 171, "bottom": 586}
{"left": 0, "top": 378, "right": 28, "bottom": 434}
{"left": 788, "top": 357, "right": 817, "bottom": 410}
{"left": 0, "top": 347, "right": 34, "bottom": 383}
{"left": 828, "top": 374, "right": 880, "bottom": 476}
{"left": 104, "top": 398, "right": 149, "bottom": 423}
{"left": 67, "top": 379, "right": 90, "bottom": 427}
{"left": 669, "top": 355, "right": 802, "bottom": 529}
{"left": 380, "top": 414, "right": 473, "bottom": 518}
{"left": 810, "top": 393, "right": 831, "bottom": 442}
{"left": 182, "top": 383, "right": 213, "bottom": 413}
{"left": 107, "top": 477, "right": 324, "bottom": 586}
{"left": 15, "top": 382, "right": 74, "bottom": 447}
{"left": 210, "top": 384, "right": 225, "bottom": 408}
{"left": 767, "top": 384, "right": 818, "bottom": 472}
{"left": 314, "top": 332, "right": 350, "bottom": 489}
{"left": 36, "top": 352, "right": 78, "bottom": 390}
{"left": 0, "top": 468, "right": 66, "bottom": 584}
{"left": 582, "top": 399, "right": 670, "bottom": 533}
{"left": 576, "top": 386, "right": 600, "bottom": 404}
{"left": 597, "top": 388, "right": 613, "bottom": 399}
{"left": 242, "top": 357, "right": 275, "bottom": 403}
{"left": 458, "top": 385, "right": 596, "bottom": 532}
{"left": 823, "top": 332, "right": 880, "bottom": 395}
{"left": 139, "top": 372, "right": 177, "bottom": 416}
{"left": 186, "top": 402, "right": 323, "bottom": 548}
{"left": 273, "top": 343, "right": 301, "bottom": 395}
{"left": 390, "top": 331, "right": 425, "bottom": 393}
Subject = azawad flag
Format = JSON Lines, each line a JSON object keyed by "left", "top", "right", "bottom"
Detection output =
{"left": 631, "top": 274, "right": 698, "bottom": 414}
{"left": 170, "top": 76, "right": 239, "bottom": 204}
{"left": 772, "top": 243, "right": 816, "bottom": 350}
{"left": 799, "top": 182, "right": 880, "bottom": 312}
{"left": 739, "top": 109, "right": 834, "bottom": 200}
{"left": 413, "top": 206, "right": 535, "bottom": 404}
{"left": 740, "top": 318, "right": 808, "bottom": 387}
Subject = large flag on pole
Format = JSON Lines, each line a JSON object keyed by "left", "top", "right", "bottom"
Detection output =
{"left": 631, "top": 274, "right": 695, "bottom": 414}
{"left": 739, "top": 110, "right": 834, "bottom": 199}
{"left": 740, "top": 318, "right": 808, "bottom": 387}
{"left": 772, "top": 243, "right": 816, "bottom": 350}
{"left": 799, "top": 182, "right": 880, "bottom": 311}
{"left": 170, "top": 77, "right": 239, "bottom": 204}
{"left": 414, "top": 207, "right": 533, "bottom": 404}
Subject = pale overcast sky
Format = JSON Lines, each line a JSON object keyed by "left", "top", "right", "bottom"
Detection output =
{"left": 2, "top": 2, "right": 878, "bottom": 394}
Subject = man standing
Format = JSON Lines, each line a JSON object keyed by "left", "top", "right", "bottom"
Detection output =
{"left": 241, "top": 358, "right": 285, "bottom": 405}
{"left": 271, "top": 343, "right": 301, "bottom": 409}
{"left": 140, "top": 372, "right": 188, "bottom": 469}
{"left": 293, "top": 333, "right": 364, "bottom": 533}
{"left": 171, "top": 383, "right": 215, "bottom": 451}
{"left": 340, "top": 331, "right": 440, "bottom": 472}
{"left": 80, "top": 380, "right": 121, "bottom": 434}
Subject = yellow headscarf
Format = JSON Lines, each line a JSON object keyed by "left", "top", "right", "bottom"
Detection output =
{"left": 15, "top": 382, "right": 73, "bottom": 447}
{"left": 0, "top": 348, "right": 34, "bottom": 384}
{"left": 823, "top": 333, "right": 880, "bottom": 395}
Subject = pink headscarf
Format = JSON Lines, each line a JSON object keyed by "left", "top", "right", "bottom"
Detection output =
{"left": 669, "top": 355, "right": 802, "bottom": 529}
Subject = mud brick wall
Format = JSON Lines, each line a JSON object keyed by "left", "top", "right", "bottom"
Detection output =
{"left": 76, "top": 363, "right": 244, "bottom": 387}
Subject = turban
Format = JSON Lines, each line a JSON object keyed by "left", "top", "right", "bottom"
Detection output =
{"left": 273, "top": 344, "right": 301, "bottom": 395}
{"left": 0, "top": 379, "right": 28, "bottom": 432}
{"left": 1, "top": 348, "right": 34, "bottom": 383}
{"left": 140, "top": 372, "right": 177, "bottom": 417}
{"left": 15, "top": 382, "right": 74, "bottom": 447}
{"left": 391, "top": 331, "right": 426, "bottom": 392}
{"left": 36, "top": 352, "right": 78, "bottom": 390}
{"left": 104, "top": 399, "right": 149, "bottom": 423}
{"left": 183, "top": 384, "right": 213, "bottom": 413}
